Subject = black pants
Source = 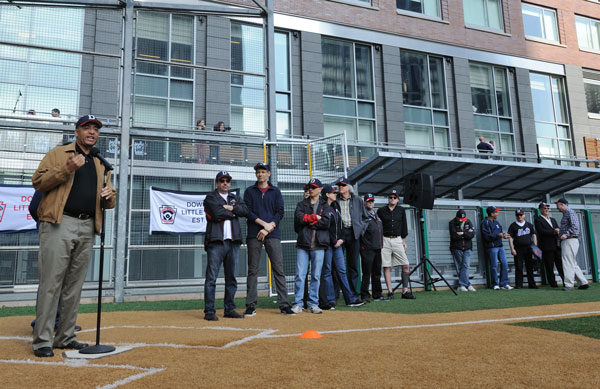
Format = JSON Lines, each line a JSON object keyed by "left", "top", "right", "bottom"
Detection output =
{"left": 342, "top": 228, "right": 361, "bottom": 295}
{"left": 514, "top": 247, "right": 536, "bottom": 288}
{"left": 360, "top": 248, "right": 382, "bottom": 300}
{"left": 541, "top": 248, "right": 564, "bottom": 287}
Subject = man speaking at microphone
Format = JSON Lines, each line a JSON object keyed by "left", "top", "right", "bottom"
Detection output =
{"left": 31, "top": 115, "right": 116, "bottom": 358}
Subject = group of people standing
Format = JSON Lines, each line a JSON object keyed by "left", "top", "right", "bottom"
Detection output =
{"left": 449, "top": 201, "right": 590, "bottom": 292}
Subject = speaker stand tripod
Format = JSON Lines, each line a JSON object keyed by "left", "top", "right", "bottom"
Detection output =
{"left": 393, "top": 208, "right": 457, "bottom": 296}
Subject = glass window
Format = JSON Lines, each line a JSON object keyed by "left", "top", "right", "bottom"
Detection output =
{"left": 0, "top": 6, "right": 83, "bottom": 117}
{"left": 275, "top": 32, "right": 291, "bottom": 137}
{"left": 584, "top": 79, "right": 600, "bottom": 116}
{"left": 134, "top": 12, "right": 195, "bottom": 129}
{"left": 401, "top": 51, "right": 449, "bottom": 149}
{"left": 322, "top": 38, "right": 376, "bottom": 143}
{"left": 231, "top": 22, "right": 265, "bottom": 135}
{"left": 470, "top": 63, "right": 514, "bottom": 153}
{"left": 576, "top": 15, "right": 600, "bottom": 52}
{"left": 463, "top": 0, "right": 504, "bottom": 31}
{"left": 530, "top": 72, "right": 571, "bottom": 159}
{"left": 521, "top": 4, "right": 558, "bottom": 43}
{"left": 397, "top": 0, "right": 441, "bottom": 18}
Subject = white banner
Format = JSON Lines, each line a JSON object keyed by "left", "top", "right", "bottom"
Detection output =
{"left": 149, "top": 187, "right": 209, "bottom": 234}
{"left": 0, "top": 185, "right": 37, "bottom": 232}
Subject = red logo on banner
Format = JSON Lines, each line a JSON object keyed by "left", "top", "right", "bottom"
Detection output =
{"left": 159, "top": 205, "right": 177, "bottom": 224}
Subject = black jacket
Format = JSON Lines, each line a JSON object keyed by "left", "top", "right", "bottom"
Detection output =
{"left": 449, "top": 218, "right": 475, "bottom": 251}
{"left": 361, "top": 209, "right": 383, "bottom": 250}
{"left": 325, "top": 201, "right": 343, "bottom": 247}
{"left": 203, "top": 189, "right": 249, "bottom": 249}
{"left": 534, "top": 215, "right": 560, "bottom": 251}
{"left": 337, "top": 193, "right": 365, "bottom": 240}
{"left": 294, "top": 198, "right": 331, "bottom": 250}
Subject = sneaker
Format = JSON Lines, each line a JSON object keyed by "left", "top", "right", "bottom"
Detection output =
{"left": 387, "top": 292, "right": 394, "bottom": 300}
{"left": 280, "top": 306, "right": 296, "bottom": 315}
{"left": 361, "top": 297, "right": 371, "bottom": 304}
{"left": 401, "top": 291, "right": 416, "bottom": 300}
{"left": 204, "top": 313, "right": 219, "bottom": 321}
{"left": 563, "top": 286, "right": 574, "bottom": 291}
{"left": 319, "top": 303, "right": 335, "bottom": 311}
{"left": 502, "top": 285, "right": 513, "bottom": 290}
{"left": 306, "top": 305, "right": 323, "bottom": 314}
{"left": 493, "top": 285, "right": 500, "bottom": 290}
{"left": 578, "top": 284, "right": 590, "bottom": 290}
{"left": 291, "top": 304, "right": 303, "bottom": 314}
{"left": 457, "top": 286, "right": 468, "bottom": 292}
{"left": 467, "top": 285, "right": 476, "bottom": 292}
{"left": 244, "top": 306, "right": 256, "bottom": 317}
{"left": 348, "top": 300, "right": 365, "bottom": 307}
{"left": 378, "top": 295, "right": 390, "bottom": 301}
{"left": 224, "top": 310, "right": 244, "bottom": 319}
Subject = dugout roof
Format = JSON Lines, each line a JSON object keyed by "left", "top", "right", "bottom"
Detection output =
{"left": 349, "top": 150, "right": 600, "bottom": 202}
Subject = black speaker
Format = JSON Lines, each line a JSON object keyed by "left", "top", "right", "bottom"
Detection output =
{"left": 403, "top": 173, "right": 435, "bottom": 209}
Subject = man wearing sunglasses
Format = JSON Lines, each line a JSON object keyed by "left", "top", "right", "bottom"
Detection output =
{"left": 507, "top": 209, "right": 538, "bottom": 289}
{"left": 533, "top": 202, "right": 564, "bottom": 288}
{"left": 203, "top": 171, "right": 249, "bottom": 321}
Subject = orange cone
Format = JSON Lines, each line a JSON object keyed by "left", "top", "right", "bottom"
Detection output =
{"left": 300, "top": 330, "right": 323, "bottom": 339}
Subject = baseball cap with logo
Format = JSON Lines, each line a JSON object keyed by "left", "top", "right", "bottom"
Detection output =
{"left": 515, "top": 208, "right": 525, "bottom": 216}
{"left": 538, "top": 201, "right": 550, "bottom": 209}
{"left": 456, "top": 209, "right": 467, "bottom": 222}
{"left": 322, "top": 184, "right": 337, "bottom": 195}
{"left": 335, "top": 177, "right": 349, "bottom": 185}
{"left": 253, "top": 162, "right": 270, "bottom": 171}
{"left": 307, "top": 178, "right": 323, "bottom": 188}
{"left": 76, "top": 114, "right": 102, "bottom": 129}
{"left": 215, "top": 170, "right": 232, "bottom": 180}
{"left": 486, "top": 206, "right": 500, "bottom": 215}
{"left": 388, "top": 189, "right": 399, "bottom": 197}
{"left": 363, "top": 193, "right": 375, "bottom": 202}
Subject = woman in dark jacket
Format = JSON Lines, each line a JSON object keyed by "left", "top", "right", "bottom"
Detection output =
{"left": 291, "top": 179, "right": 331, "bottom": 314}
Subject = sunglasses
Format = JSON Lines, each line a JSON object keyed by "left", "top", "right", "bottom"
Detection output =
{"left": 388, "top": 196, "right": 398, "bottom": 200}
{"left": 218, "top": 178, "right": 231, "bottom": 183}
{"left": 517, "top": 214, "right": 524, "bottom": 217}
{"left": 338, "top": 183, "right": 347, "bottom": 187}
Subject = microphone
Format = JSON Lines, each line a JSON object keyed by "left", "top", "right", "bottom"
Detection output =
{"left": 90, "top": 147, "right": 114, "bottom": 171}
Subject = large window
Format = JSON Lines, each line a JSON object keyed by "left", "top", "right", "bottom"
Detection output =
{"left": 134, "top": 12, "right": 195, "bottom": 129}
{"left": 400, "top": 51, "right": 448, "bottom": 148}
{"left": 0, "top": 6, "right": 83, "bottom": 117}
{"left": 275, "top": 32, "right": 291, "bottom": 137}
{"left": 397, "top": 0, "right": 441, "bottom": 18}
{"left": 231, "top": 23, "right": 265, "bottom": 135}
{"left": 522, "top": 4, "right": 559, "bottom": 43}
{"left": 576, "top": 15, "right": 600, "bottom": 52}
{"left": 584, "top": 79, "right": 600, "bottom": 118}
{"left": 530, "top": 73, "right": 571, "bottom": 159}
{"left": 470, "top": 63, "right": 514, "bottom": 154}
{"left": 322, "top": 38, "right": 375, "bottom": 142}
{"left": 463, "top": 0, "right": 504, "bottom": 31}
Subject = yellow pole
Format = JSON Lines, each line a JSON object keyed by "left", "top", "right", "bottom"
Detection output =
{"left": 307, "top": 143, "right": 313, "bottom": 179}
{"left": 265, "top": 140, "right": 272, "bottom": 294}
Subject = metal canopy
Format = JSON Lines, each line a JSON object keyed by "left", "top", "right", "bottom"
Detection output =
{"left": 350, "top": 151, "right": 600, "bottom": 202}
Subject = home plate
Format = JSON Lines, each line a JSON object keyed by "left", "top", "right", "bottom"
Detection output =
{"left": 63, "top": 346, "right": 133, "bottom": 359}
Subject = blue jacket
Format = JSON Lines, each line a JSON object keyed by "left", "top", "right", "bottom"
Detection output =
{"left": 243, "top": 182, "right": 285, "bottom": 240}
{"left": 481, "top": 218, "right": 504, "bottom": 249}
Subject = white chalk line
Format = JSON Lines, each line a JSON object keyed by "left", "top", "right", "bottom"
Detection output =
{"left": 0, "top": 358, "right": 165, "bottom": 389}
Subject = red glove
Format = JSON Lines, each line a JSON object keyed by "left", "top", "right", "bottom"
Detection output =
{"left": 303, "top": 214, "right": 318, "bottom": 224}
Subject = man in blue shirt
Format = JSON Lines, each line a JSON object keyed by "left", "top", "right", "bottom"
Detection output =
{"left": 555, "top": 198, "right": 589, "bottom": 291}
{"left": 481, "top": 206, "right": 512, "bottom": 290}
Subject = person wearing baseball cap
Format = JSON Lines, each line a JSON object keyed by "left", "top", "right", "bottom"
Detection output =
{"left": 481, "top": 206, "right": 512, "bottom": 290}
{"left": 377, "top": 189, "right": 414, "bottom": 299}
{"left": 534, "top": 202, "right": 564, "bottom": 288}
{"left": 291, "top": 178, "right": 331, "bottom": 314}
{"left": 555, "top": 198, "right": 589, "bottom": 291}
{"left": 334, "top": 177, "right": 365, "bottom": 295}
{"left": 202, "top": 170, "right": 249, "bottom": 321}
{"left": 449, "top": 210, "right": 476, "bottom": 292}
{"left": 507, "top": 209, "right": 538, "bottom": 289}
{"left": 360, "top": 194, "right": 385, "bottom": 302}
{"left": 243, "top": 162, "right": 295, "bottom": 316}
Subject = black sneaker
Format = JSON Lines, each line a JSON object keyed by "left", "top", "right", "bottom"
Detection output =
{"left": 204, "top": 313, "right": 219, "bottom": 321}
{"left": 578, "top": 284, "right": 590, "bottom": 290}
{"left": 244, "top": 306, "right": 256, "bottom": 317}
{"left": 401, "top": 291, "right": 416, "bottom": 300}
{"left": 387, "top": 292, "right": 394, "bottom": 300}
{"left": 378, "top": 295, "right": 390, "bottom": 301}
{"left": 362, "top": 297, "right": 371, "bottom": 304}
{"left": 280, "top": 305, "right": 296, "bottom": 315}
{"left": 348, "top": 300, "right": 365, "bottom": 307}
{"left": 224, "top": 310, "right": 244, "bottom": 319}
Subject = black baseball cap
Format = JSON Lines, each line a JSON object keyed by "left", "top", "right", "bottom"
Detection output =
{"left": 515, "top": 208, "right": 525, "bottom": 216}
{"left": 388, "top": 189, "right": 399, "bottom": 197}
{"left": 336, "top": 177, "right": 349, "bottom": 185}
{"left": 363, "top": 193, "right": 375, "bottom": 202}
{"left": 554, "top": 198, "right": 568, "bottom": 205}
{"left": 253, "top": 162, "right": 270, "bottom": 171}
{"left": 76, "top": 114, "right": 102, "bottom": 129}
{"left": 456, "top": 209, "right": 467, "bottom": 222}
{"left": 538, "top": 201, "right": 550, "bottom": 208}
{"left": 307, "top": 178, "right": 323, "bottom": 188}
{"left": 322, "top": 184, "right": 338, "bottom": 195}
{"left": 215, "top": 170, "right": 232, "bottom": 180}
{"left": 486, "top": 206, "right": 500, "bottom": 215}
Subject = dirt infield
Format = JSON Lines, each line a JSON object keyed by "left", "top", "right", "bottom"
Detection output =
{"left": 1, "top": 302, "right": 599, "bottom": 388}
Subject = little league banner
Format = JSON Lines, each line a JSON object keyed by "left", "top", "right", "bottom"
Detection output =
{"left": 0, "top": 185, "right": 36, "bottom": 232}
{"left": 149, "top": 187, "right": 240, "bottom": 235}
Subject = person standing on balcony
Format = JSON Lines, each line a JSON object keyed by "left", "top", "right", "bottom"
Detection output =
{"left": 335, "top": 177, "right": 365, "bottom": 295}
{"left": 507, "top": 209, "right": 538, "bottom": 289}
{"left": 243, "top": 162, "right": 295, "bottom": 316}
{"left": 203, "top": 171, "right": 249, "bottom": 321}
{"left": 534, "top": 201, "right": 564, "bottom": 288}
{"left": 31, "top": 115, "right": 116, "bottom": 358}
{"left": 555, "top": 198, "right": 589, "bottom": 291}
{"left": 449, "top": 209, "right": 476, "bottom": 292}
{"left": 378, "top": 190, "right": 415, "bottom": 299}
{"left": 481, "top": 206, "right": 512, "bottom": 290}
{"left": 477, "top": 136, "right": 493, "bottom": 158}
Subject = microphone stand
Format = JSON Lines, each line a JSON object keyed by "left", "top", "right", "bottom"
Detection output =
{"left": 80, "top": 162, "right": 115, "bottom": 354}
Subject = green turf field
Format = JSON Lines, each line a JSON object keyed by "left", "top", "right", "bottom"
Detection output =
{"left": 1, "top": 283, "right": 597, "bottom": 317}
{"left": 513, "top": 315, "right": 600, "bottom": 340}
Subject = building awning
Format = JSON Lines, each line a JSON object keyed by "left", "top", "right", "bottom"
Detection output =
{"left": 350, "top": 151, "right": 600, "bottom": 202}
